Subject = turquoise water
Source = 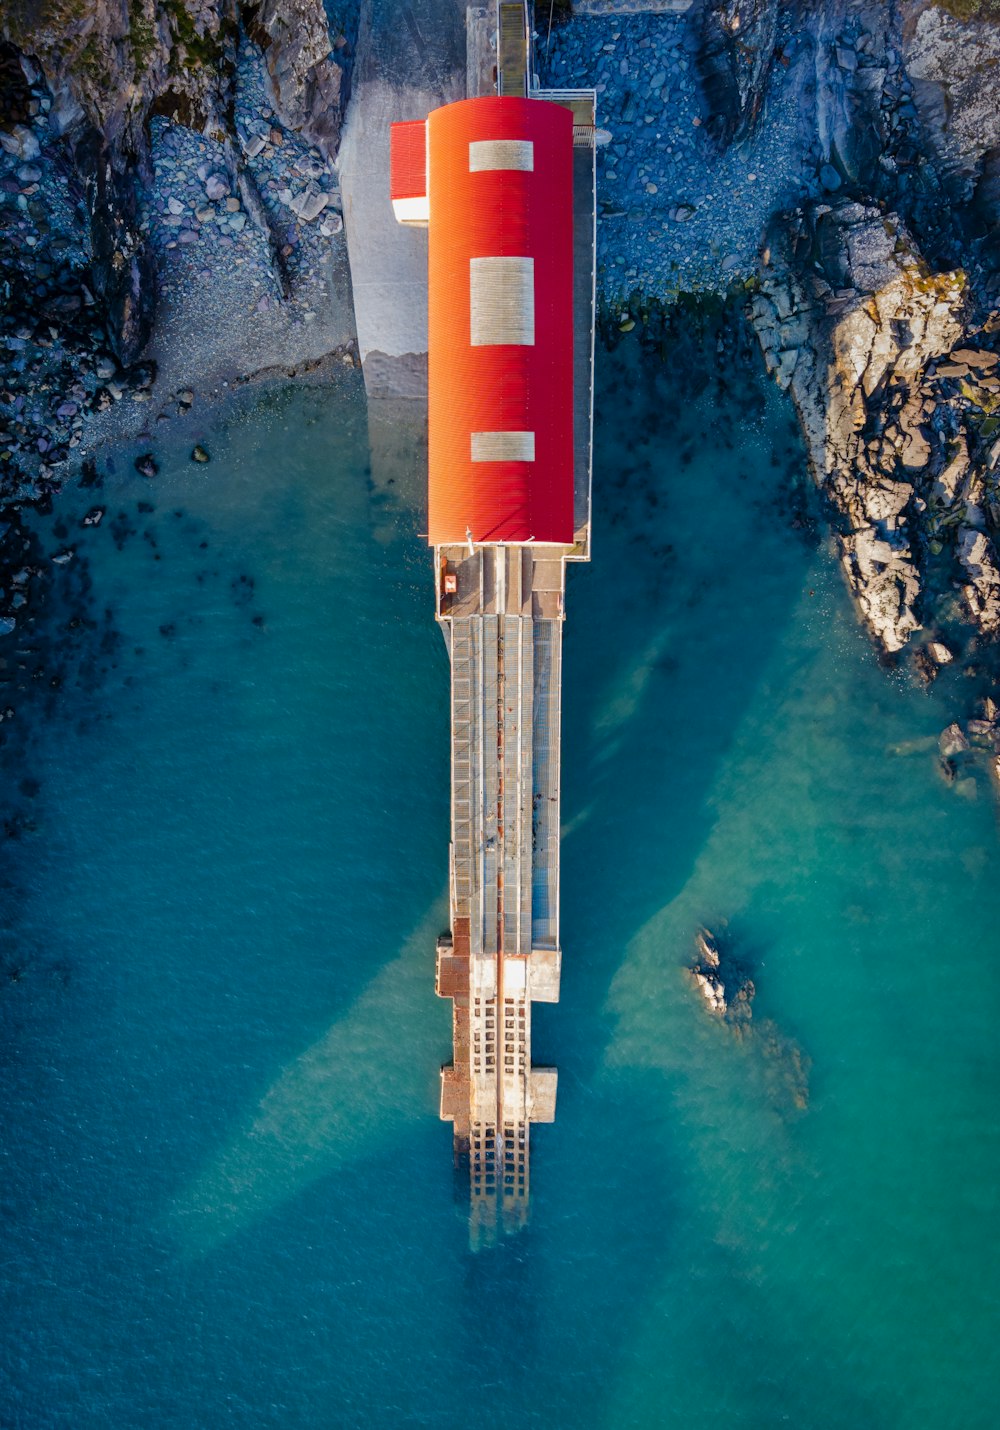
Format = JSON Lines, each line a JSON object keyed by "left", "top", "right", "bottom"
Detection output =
{"left": 2, "top": 340, "right": 999, "bottom": 1428}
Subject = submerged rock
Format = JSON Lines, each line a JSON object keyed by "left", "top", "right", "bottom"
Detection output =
{"left": 688, "top": 925, "right": 810, "bottom": 1112}
{"left": 688, "top": 926, "right": 755, "bottom": 1028}
{"left": 756, "top": 1017, "right": 811, "bottom": 1115}
{"left": 939, "top": 722, "right": 970, "bottom": 758}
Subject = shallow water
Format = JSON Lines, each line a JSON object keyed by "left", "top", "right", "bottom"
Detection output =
{"left": 2, "top": 343, "right": 998, "bottom": 1429}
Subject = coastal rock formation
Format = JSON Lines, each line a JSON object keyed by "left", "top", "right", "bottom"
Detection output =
{"left": 76, "top": 127, "right": 159, "bottom": 365}
{"left": 752, "top": 200, "right": 980, "bottom": 652}
{"left": 688, "top": 927, "right": 755, "bottom": 1028}
{"left": 901, "top": 3, "right": 1000, "bottom": 207}
{"left": 0, "top": 0, "right": 348, "bottom": 361}
{"left": 247, "top": 0, "right": 346, "bottom": 163}
{"left": 695, "top": 0, "right": 781, "bottom": 146}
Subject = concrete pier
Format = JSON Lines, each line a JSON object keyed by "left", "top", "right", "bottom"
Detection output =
{"left": 339, "top": 0, "right": 467, "bottom": 398}
{"left": 369, "top": 0, "right": 596, "bottom": 1242}
{"left": 431, "top": 75, "right": 595, "bottom": 1240}
{"left": 434, "top": 545, "right": 565, "bottom": 1242}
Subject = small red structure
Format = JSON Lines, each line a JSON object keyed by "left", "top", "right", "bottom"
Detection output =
{"left": 388, "top": 120, "right": 428, "bottom": 225}
{"left": 391, "top": 96, "right": 575, "bottom": 547}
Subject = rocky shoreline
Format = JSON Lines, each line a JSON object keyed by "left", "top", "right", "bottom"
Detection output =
{"left": 3, "top": 0, "right": 1000, "bottom": 790}
{"left": 0, "top": 1, "right": 361, "bottom": 645}
{"left": 548, "top": 0, "right": 1000, "bottom": 796}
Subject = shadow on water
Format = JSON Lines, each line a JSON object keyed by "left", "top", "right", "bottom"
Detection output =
{"left": 514, "top": 324, "right": 889, "bottom": 1425}
{"left": 165, "top": 320, "right": 845, "bottom": 1425}
{"left": 558, "top": 327, "right": 813, "bottom": 1088}
{"left": 0, "top": 330, "right": 910, "bottom": 1428}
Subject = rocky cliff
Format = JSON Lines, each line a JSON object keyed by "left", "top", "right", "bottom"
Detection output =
{"left": 754, "top": 200, "right": 999, "bottom": 654}
{"left": 695, "top": 1, "right": 1000, "bottom": 665}
{"left": 1, "top": 0, "right": 350, "bottom": 361}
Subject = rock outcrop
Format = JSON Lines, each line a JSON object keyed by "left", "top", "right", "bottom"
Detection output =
{"left": 1, "top": 0, "right": 348, "bottom": 359}
{"left": 753, "top": 200, "right": 987, "bottom": 652}
{"left": 247, "top": 0, "right": 346, "bottom": 163}
{"left": 695, "top": 0, "right": 781, "bottom": 147}
{"left": 688, "top": 927, "right": 755, "bottom": 1028}
{"left": 901, "top": 2, "right": 1000, "bottom": 206}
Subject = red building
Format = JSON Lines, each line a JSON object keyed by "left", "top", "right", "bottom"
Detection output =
{"left": 391, "top": 96, "right": 575, "bottom": 546}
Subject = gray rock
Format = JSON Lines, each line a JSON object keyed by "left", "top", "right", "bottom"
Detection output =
{"left": 242, "top": 132, "right": 268, "bottom": 160}
{"left": 204, "top": 173, "right": 229, "bottom": 202}
{"left": 0, "top": 125, "right": 40, "bottom": 161}
{"left": 289, "top": 187, "right": 328, "bottom": 221}
{"left": 958, "top": 528, "right": 1000, "bottom": 632}
{"left": 939, "top": 722, "right": 969, "bottom": 758}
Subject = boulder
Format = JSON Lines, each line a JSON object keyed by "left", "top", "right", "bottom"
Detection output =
{"left": 0, "top": 124, "right": 40, "bottom": 160}
{"left": 939, "top": 722, "right": 969, "bottom": 758}
{"left": 289, "top": 186, "right": 328, "bottom": 222}
{"left": 204, "top": 172, "right": 229, "bottom": 202}
{"left": 958, "top": 528, "right": 1000, "bottom": 633}
{"left": 953, "top": 348, "right": 998, "bottom": 371}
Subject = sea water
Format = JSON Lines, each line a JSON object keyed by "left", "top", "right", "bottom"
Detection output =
{"left": 1, "top": 342, "right": 998, "bottom": 1429}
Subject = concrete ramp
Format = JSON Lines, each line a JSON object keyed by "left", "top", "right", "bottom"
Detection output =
{"left": 338, "top": 0, "right": 467, "bottom": 397}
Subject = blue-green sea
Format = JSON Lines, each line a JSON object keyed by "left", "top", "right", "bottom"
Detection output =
{"left": 2, "top": 338, "right": 999, "bottom": 1428}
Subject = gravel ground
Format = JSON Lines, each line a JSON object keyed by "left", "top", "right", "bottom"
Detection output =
{"left": 537, "top": 11, "right": 813, "bottom": 306}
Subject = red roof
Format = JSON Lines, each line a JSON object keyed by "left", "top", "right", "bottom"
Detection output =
{"left": 390, "top": 120, "right": 427, "bottom": 200}
{"left": 426, "top": 96, "right": 574, "bottom": 546}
